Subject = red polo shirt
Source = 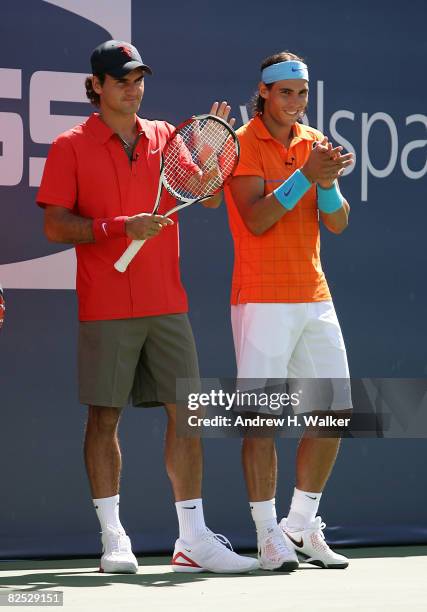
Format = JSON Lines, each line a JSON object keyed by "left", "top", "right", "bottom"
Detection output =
{"left": 37, "top": 113, "right": 188, "bottom": 321}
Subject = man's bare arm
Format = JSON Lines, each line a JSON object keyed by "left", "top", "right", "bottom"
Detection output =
{"left": 320, "top": 200, "right": 350, "bottom": 234}
{"left": 201, "top": 192, "right": 223, "bottom": 209}
{"left": 43, "top": 204, "right": 173, "bottom": 244}
{"left": 44, "top": 205, "right": 94, "bottom": 243}
{"left": 229, "top": 145, "right": 353, "bottom": 236}
{"left": 229, "top": 175, "right": 286, "bottom": 235}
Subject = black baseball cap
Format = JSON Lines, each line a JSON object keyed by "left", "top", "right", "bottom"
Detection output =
{"left": 90, "top": 40, "right": 152, "bottom": 78}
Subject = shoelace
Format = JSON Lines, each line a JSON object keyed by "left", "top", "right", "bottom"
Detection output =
{"left": 284, "top": 516, "right": 329, "bottom": 550}
{"left": 102, "top": 527, "right": 130, "bottom": 554}
{"left": 307, "top": 517, "right": 329, "bottom": 551}
{"left": 265, "top": 528, "right": 293, "bottom": 555}
{"left": 205, "top": 528, "right": 234, "bottom": 552}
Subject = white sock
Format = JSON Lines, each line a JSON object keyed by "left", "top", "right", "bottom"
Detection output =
{"left": 175, "top": 498, "right": 206, "bottom": 543}
{"left": 286, "top": 487, "right": 322, "bottom": 531}
{"left": 250, "top": 498, "right": 277, "bottom": 539}
{"left": 93, "top": 494, "right": 125, "bottom": 533}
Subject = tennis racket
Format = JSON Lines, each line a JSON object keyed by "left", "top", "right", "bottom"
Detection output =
{"left": 114, "top": 113, "right": 240, "bottom": 272}
{"left": 0, "top": 285, "right": 4, "bottom": 330}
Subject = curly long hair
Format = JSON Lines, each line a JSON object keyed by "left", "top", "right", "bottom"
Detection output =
{"left": 84, "top": 73, "right": 106, "bottom": 107}
{"left": 251, "top": 51, "right": 305, "bottom": 116}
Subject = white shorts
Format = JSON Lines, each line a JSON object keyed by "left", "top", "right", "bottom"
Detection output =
{"left": 231, "top": 301, "right": 352, "bottom": 412}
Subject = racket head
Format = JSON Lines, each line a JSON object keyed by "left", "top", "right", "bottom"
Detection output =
{"left": 160, "top": 114, "right": 240, "bottom": 202}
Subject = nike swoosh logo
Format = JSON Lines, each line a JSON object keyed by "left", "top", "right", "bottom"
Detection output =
{"left": 291, "top": 67, "right": 301, "bottom": 72}
{"left": 305, "top": 495, "right": 318, "bottom": 500}
{"left": 184, "top": 548, "right": 192, "bottom": 553}
{"left": 285, "top": 532, "right": 304, "bottom": 548}
{"left": 101, "top": 222, "right": 108, "bottom": 236}
{"left": 283, "top": 183, "right": 294, "bottom": 197}
{"left": 183, "top": 506, "right": 196, "bottom": 509}
{"left": 150, "top": 147, "right": 161, "bottom": 154}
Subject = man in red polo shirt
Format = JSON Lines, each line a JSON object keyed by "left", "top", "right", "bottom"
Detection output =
{"left": 37, "top": 40, "right": 258, "bottom": 575}
{"left": 225, "top": 51, "right": 354, "bottom": 571}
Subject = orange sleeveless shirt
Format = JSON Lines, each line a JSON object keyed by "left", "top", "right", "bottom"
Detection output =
{"left": 224, "top": 116, "right": 331, "bottom": 304}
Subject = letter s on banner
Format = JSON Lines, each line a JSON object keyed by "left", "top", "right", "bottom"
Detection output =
{"left": 0, "top": 69, "right": 23, "bottom": 186}
{"left": 29, "top": 71, "right": 88, "bottom": 187}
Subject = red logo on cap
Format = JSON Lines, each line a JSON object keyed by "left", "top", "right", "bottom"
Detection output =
{"left": 118, "top": 45, "right": 133, "bottom": 59}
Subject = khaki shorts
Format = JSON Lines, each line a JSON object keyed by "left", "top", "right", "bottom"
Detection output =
{"left": 78, "top": 314, "right": 200, "bottom": 408}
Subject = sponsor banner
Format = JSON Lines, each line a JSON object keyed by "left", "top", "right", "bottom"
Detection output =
{"left": 0, "top": 0, "right": 425, "bottom": 293}
{"left": 0, "top": 0, "right": 132, "bottom": 288}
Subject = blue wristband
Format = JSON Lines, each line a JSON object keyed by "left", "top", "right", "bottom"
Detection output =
{"left": 317, "top": 182, "right": 344, "bottom": 214}
{"left": 273, "top": 169, "right": 312, "bottom": 211}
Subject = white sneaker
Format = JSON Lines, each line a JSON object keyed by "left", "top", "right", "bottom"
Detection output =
{"left": 172, "top": 529, "right": 259, "bottom": 573}
{"left": 280, "top": 516, "right": 349, "bottom": 569}
{"left": 99, "top": 526, "right": 139, "bottom": 573}
{"left": 258, "top": 526, "right": 299, "bottom": 571}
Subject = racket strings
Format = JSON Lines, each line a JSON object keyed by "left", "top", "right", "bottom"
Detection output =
{"left": 163, "top": 118, "right": 238, "bottom": 200}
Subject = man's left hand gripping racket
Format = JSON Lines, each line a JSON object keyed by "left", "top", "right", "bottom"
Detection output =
{"left": 114, "top": 114, "right": 240, "bottom": 273}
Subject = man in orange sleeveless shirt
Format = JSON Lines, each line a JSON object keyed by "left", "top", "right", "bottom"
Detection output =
{"left": 225, "top": 51, "right": 354, "bottom": 571}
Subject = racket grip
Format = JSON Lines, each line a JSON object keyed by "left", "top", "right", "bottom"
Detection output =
{"left": 114, "top": 239, "right": 147, "bottom": 273}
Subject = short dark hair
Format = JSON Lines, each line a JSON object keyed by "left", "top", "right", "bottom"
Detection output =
{"left": 85, "top": 73, "right": 106, "bottom": 107}
{"left": 251, "top": 51, "right": 305, "bottom": 116}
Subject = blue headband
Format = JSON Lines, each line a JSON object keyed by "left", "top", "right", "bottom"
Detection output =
{"left": 261, "top": 60, "right": 309, "bottom": 84}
